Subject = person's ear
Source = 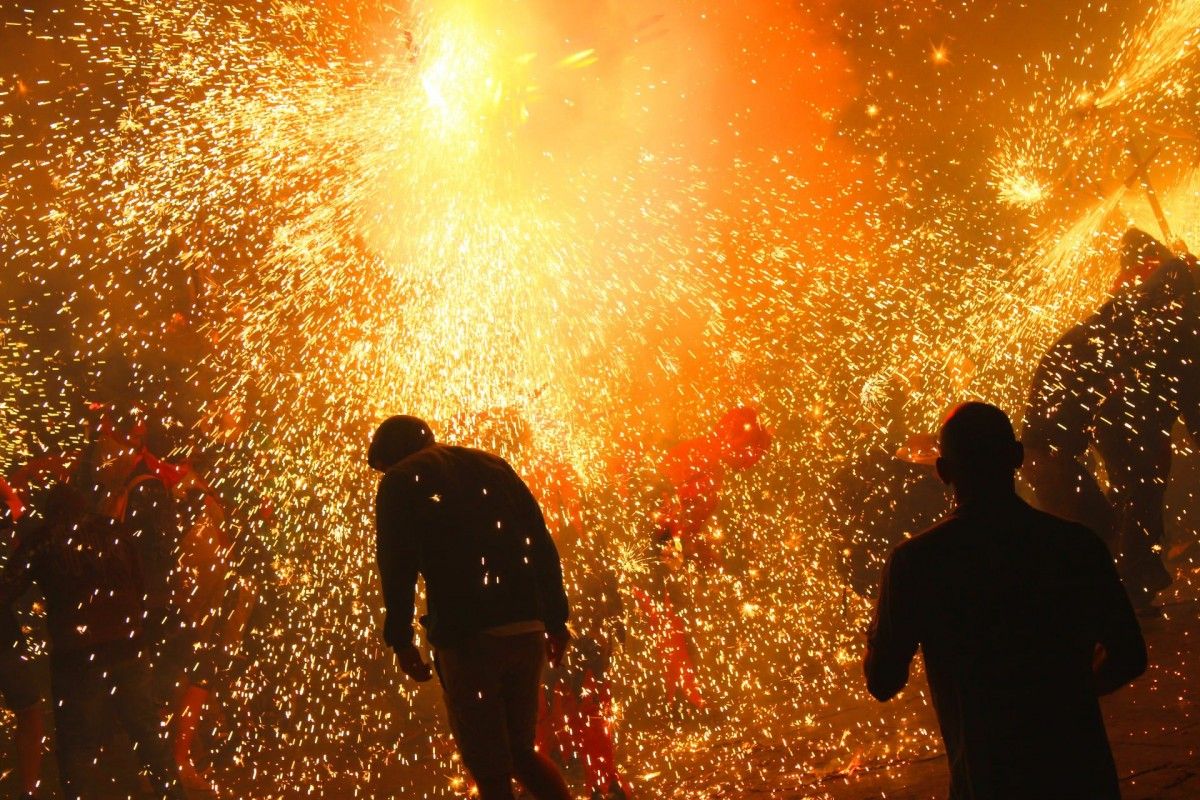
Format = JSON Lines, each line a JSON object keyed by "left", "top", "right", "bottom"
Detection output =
{"left": 935, "top": 456, "right": 952, "bottom": 486}
{"left": 1012, "top": 441, "right": 1025, "bottom": 470}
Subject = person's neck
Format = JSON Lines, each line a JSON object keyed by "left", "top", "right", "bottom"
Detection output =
{"left": 953, "top": 480, "right": 1019, "bottom": 511}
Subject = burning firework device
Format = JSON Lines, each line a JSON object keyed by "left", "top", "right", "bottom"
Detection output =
{"left": 1124, "top": 142, "right": 1188, "bottom": 254}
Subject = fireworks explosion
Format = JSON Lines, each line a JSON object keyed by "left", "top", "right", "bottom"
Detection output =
{"left": 1, "top": 0, "right": 1198, "bottom": 797}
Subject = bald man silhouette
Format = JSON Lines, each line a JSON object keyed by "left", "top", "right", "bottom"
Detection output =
{"left": 865, "top": 402, "right": 1146, "bottom": 800}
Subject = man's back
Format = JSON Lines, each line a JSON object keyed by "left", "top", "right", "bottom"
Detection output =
{"left": 867, "top": 498, "right": 1145, "bottom": 799}
{"left": 375, "top": 444, "right": 569, "bottom": 648}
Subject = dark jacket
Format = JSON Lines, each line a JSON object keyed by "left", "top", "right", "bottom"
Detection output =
{"left": 865, "top": 497, "right": 1145, "bottom": 800}
{"left": 375, "top": 444, "right": 569, "bottom": 649}
{"left": 110, "top": 464, "right": 178, "bottom": 613}
{"left": 0, "top": 485, "right": 145, "bottom": 658}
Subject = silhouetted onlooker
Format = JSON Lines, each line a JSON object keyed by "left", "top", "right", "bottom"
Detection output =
{"left": 1093, "top": 234, "right": 1200, "bottom": 607}
{"left": 0, "top": 478, "right": 185, "bottom": 800}
{"left": 0, "top": 494, "right": 44, "bottom": 800}
{"left": 1025, "top": 229, "right": 1200, "bottom": 610}
{"left": 865, "top": 402, "right": 1146, "bottom": 800}
{"left": 370, "top": 416, "right": 572, "bottom": 800}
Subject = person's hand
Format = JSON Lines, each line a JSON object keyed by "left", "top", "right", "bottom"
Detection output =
{"left": 395, "top": 644, "right": 433, "bottom": 682}
{"left": 546, "top": 629, "right": 571, "bottom": 668}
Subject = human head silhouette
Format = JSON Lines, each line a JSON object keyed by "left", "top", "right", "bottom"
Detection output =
{"left": 1120, "top": 228, "right": 1172, "bottom": 273}
{"left": 368, "top": 416, "right": 435, "bottom": 472}
{"left": 1115, "top": 228, "right": 1173, "bottom": 292}
{"left": 935, "top": 402, "right": 1023, "bottom": 495}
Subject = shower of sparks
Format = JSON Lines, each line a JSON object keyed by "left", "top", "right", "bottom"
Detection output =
{"left": 989, "top": 141, "right": 1051, "bottom": 209}
{"left": 956, "top": 0, "right": 1200, "bottom": 421}
{"left": 1, "top": 0, "right": 1198, "bottom": 797}
{"left": 1094, "top": 0, "right": 1200, "bottom": 110}
{"left": 995, "top": 173, "right": 1048, "bottom": 209}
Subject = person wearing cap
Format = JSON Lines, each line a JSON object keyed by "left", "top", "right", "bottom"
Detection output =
{"left": 369, "top": 415, "right": 572, "bottom": 800}
{"left": 1024, "top": 228, "right": 1200, "bottom": 611}
{"left": 865, "top": 402, "right": 1146, "bottom": 800}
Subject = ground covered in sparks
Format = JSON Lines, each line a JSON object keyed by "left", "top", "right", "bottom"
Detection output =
{"left": 653, "top": 590, "right": 1200, "bottom": 800}
{"left": 2, "top": 584, "right": 1196, "bottom": 798}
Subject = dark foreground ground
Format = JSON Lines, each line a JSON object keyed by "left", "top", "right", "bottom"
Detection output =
{"left": 692, "top": 596, "right": 1200, "bottom": 800}
{"left": 3, "top": 596, "right": 1195, "bottom": 799}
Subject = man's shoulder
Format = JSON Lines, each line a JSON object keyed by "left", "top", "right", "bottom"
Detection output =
{"left": 1039, "top": 321, "right": 1108, "bottom": 374}
{"left": 1024, "top": 502, "right": 1092, "bottom": 532}
{"left": 1041, "top": 320, "right": 1092, "bottom": 355}
{"left": 380, "top": 445, "right": 513, "bottom": 486}
{"left": 440, "top": 444, "right": 508, "bottom": 465}
{"left": 897, "top": 501, "right": 1098, "bottom": 557}
{"left": 890, "top": 512, "right": 960, "bottom": 563}
{"left": 1021, "top": 505, "right": 1109, "bottom": 563}
{"left": 379, "top": 448, "right": 443, "bottom": 493}
{"left": 441, "top": 445, "right": 527, "bottom": 485}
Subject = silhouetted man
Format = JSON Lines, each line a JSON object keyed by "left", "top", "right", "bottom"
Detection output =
{"left": 866, "top": 402, "right": 1146, "bottom": 800}
{"left": 1093, "top": 233, "right": 1200, "bottom": 607}
{"left": 369, "top": 416, "right": 572, "bottom": 800}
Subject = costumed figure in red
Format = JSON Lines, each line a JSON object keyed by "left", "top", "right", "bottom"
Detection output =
{"left": 635, "top": 406, "right": 771, "bottom": 711}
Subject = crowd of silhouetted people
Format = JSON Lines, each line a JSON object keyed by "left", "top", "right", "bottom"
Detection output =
{"left": 1, "top": 409, "right": 266, "bottom": 799}
{"left": 369, "top": 228, "right": 1193, "bottom": 800}
{"left": 1, "top": 227, "right": 1195, "bottom": 799}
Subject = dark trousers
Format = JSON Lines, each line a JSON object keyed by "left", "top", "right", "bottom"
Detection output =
{"left": 435, "top": 631, "right": 545, "bottom": 782}
{"left": 1111, "top": 479, "right": 1172, "bottom": 602}
{"left": 51, "top": 646, "right": 185, "bottom": 800}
